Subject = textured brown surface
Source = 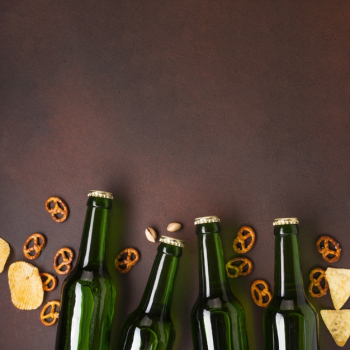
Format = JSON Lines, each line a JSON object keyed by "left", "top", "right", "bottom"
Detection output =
{"left": 1, "top": 0, "right": 350, "bottom": 349}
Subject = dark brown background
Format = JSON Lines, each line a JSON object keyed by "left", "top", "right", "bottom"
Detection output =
{"left": 1, "top": 0, "right": 350, "bottom": 349}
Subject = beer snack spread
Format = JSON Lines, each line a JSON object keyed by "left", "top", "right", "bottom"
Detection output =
{"left": 45, "top": 197, "right": 69, "bottom": 223}
{"left": 326, "top": 268, "right": 350, "bottom": 310}
{"left": 8, "top": 261, "right": 44, "bottom": 310}
{"left": 53, "top": 247, "right": 74, "bottom": 275}
{"left": 321, "top": 310, "right": 350, "bottom": 347}
{"left": 0, "top": 237, "right": 10, "bottom": 273}
{"left": 251, "top": 279, "right": 272, "bottom": 307}
{"left": 316, "top": 236, "right": 341, "bottom": 263}
{"left": 115, "top": 248, "right": 140, "bottom": 273}
{"left": 233, "top": 226, "right": 256, "bottom": 254}
{"left": 309, "top": 268, "right": 328, "bottom": 298}
{"left": 226, "top": 257, "right": 253, "bottom": 278}
{"left": 40, "top": 273, "right": 57, "bottom": 292}
{"left": 40, "top": 301, "right": 60, "bottom": 326}
{"left": 23, "top": 233, "right": 46, "bottom": 260}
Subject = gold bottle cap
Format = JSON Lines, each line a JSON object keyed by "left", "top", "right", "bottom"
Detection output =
{"left": 194, "top": 216, "right": 221, "bottom": 225}
{"left": 273, "top": 218, "right": 299, "bottom": 226}
{"left": 159, "top": 236, "right": 185, "bottom": 248}
{"left": 88, "top": 190, "right": 113, "bottom": 200}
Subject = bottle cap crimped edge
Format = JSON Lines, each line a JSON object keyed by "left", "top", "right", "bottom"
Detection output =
{"left": 194, "top": 216, "right": 220, "bottom": 225}
{"left": 88, "top": 190, "right": 113, "bottom": 200}
{"left": 273, "top": 217, "right": 299, "bottom": 226}
{"left": 159, "top": 236, "right": 185, "bottom": 248}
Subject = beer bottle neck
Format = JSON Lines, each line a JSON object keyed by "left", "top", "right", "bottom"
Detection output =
{"left": 274, "top": 225, "right": 305, "bottom": 299}
{"left": 197, "top": 223, "right": 229, "bottom": 298}
{"left": 139, "top": 243, "right": 182, "bottom": 319}
{"left": 76, "top": 197, "right": 112, "bottom": 269}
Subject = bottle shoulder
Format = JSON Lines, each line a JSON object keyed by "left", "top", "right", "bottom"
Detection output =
{"left": 192, "top": 295, "right": 244, "bottom": 316}
{"left": 121, "top": 311, "right": 175, "bottom": 335}
{"left": 126, "top": 310, "right": 174, "bottom": 323}
{"left": 265, "top": 297, "right": 317, "bottom": 317}
{"left": 62, "top": 267, "right": 114, "bottom": 290}
{"left": 65, "top": 265, "right": 112, "bottom": 279}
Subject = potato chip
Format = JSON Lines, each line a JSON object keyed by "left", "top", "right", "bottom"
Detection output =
{"left": 326, "top": 268, "right": 350, "bottom": 310}
{"left": 0, "top": 238, "right": 10, "bottom": 273}
{"left": 321, "top": 310, "right": 350, "bottom": 347}
{"left": 8, "top": 261, "right": 44, "bottom": 310}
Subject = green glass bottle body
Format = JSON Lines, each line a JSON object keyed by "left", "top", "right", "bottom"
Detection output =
{"left": 263, "top": 219, "right": 319, "bottom": 350}
{"left": 116, "top": 238, "right": 183, "bottom": 350}
{"left": 191, "top": 218, "right": 249, "bottom": 350}
{"left": 55, "top": 192, "right": 116, "bottom": 350}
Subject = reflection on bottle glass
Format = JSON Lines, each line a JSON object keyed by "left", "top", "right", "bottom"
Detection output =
{"left": 191, "top": 216, "right": 249, "bottom": 350}
{"left": 116, "top": 236, "right": 184, "bottom": 350}
{"left": 55, "top": 191, "right": 116, "bottom": 350}
{"left": 263, "top": 218, "right": 319, "bottom": 350}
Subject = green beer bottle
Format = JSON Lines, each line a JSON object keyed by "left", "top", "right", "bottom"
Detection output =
{"left": 55, "top": 190, "right": 116, "bottom": 350}
{"left": 191, "top": 216, "right": 249, "bottom": 350}
{"left": 264, "top": 218, "right": 319, "bottom": 350}
{"left": 116, "top": 236, "right": 184, "bottom": 350}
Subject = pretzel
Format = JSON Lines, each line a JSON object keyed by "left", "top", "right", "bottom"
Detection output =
{"left": 53, "top": 248, "right": 74, "bottom": 275}
{"left": 45, "top": 197, "right": 69, "bottom": 223}
{"left": 251, "top": 279, "right": 273, "bottom": 307}
{"left": 309, "top": 268, "right": 328, "bottom": 298}
{"left": 316, "top": 236, "right": 341, "bottom": 263}
{"left": 23, "top": 233, "right": 46, "bottom": 260}
{"left": 115, "top": 248, "right": 139, "bottom": 273}
{"left": 40, "top": 273, "right": 57, "bottom": 292}
{"left": 226, "top": 257, "right": 253, "bottom": 278}
{"left": 233, "top": 226, "right": 256, "bottom": 254}
{"left": 40, "top": 301, "right": 60, "bottom": 326}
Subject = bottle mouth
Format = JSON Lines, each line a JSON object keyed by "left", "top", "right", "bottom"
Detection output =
{"left": 194, "top": 216, "right": 220, "bottom": 225}
{"left": 273, "top": 218, "right": 299, "bottom": 226}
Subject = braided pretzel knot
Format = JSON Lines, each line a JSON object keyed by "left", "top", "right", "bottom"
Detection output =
{"left": 233, "top": 226, "right": 256, "bottom": 254}
{"left": 40, "top": 273, "right": 57, "bottom": 292}
{"left": 251, "top": 280, "right": 272, "bottom": 307}
{"left": 316, "top": 236, "right": 341, "bottom": 263}
{"left": 40, "top": 301, "right": 60, "bottom": 326}
{"left": 45, "top": 197, "right": 69, "bottom": 223}
{"left": 309, "top": 268, "right": 328, "bottom": 298}
{"left": 226, "top": 257, "right": 253, "bottom": 278}
{"left": 23, "top": 233, "right": 46, "bottom": 260}
{"left": 115, "top": 248, "right": 139, "bottom": 273}
{"left": 53, "top": 248, "right": 74, "bottom": 275}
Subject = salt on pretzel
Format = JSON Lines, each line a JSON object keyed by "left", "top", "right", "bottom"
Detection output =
{"left": 23, "top": 233, "right": 46, "bottom": 260}
{"left": 226, "top": 257, "right": 253, "bottom": 278}
{"left": 309, "top": 268, "right": 328, "bottom": 298}
{"left": 316, "top": 236, "right": 341, "bottom": 263}
{"left": 233, "top": 226, "right": 256, "bottom": 254}
{"left": 115, "top": 248, "right": 139, "bottom": 273}
{"left": 45, "top": 197, "right": 69, "bottom": 223}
